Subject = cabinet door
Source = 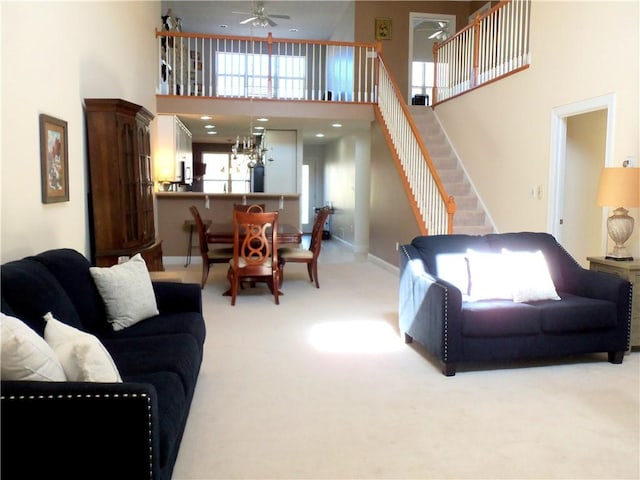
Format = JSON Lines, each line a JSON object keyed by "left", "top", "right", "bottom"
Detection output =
{"left": 117, "top": 115, "right": 142, "bottom": 247}
{"left": 137, "top": 119, "right": 155, "bottom": 244}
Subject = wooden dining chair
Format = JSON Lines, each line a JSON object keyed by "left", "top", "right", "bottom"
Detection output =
{"left": 227, "top": 210, "right": 280, "bottom": 305}
{"left": 189, "top": 205, "right": 234, "bottom": 289}
{"left": 278, "top": 206, "right": 331, "bottom": 288}
{"left": 233, "top": 203, "right": 265, "bottom": 212}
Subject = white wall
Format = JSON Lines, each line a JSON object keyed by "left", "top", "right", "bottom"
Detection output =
{"left": 324, "top": 136, "right": 357, "bottom": 243}
{"left": 264, "top": 130, "right": 297, "bottom": 194}
{"left": 434, "top": 0, "right": 639, "bottom": 257}
{"left": 1, "top": 1, "right": 159, "bottom": 263}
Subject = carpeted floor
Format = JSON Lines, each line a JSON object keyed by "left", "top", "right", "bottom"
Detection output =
{"left": 169, "top": 241, "right": 640, "bottom": 480}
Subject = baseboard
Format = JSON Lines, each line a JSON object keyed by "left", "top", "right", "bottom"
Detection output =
{"left": 163, "top": 256, "right": 201, "bottom": 266}
{"left": 368, "top": 254, "right": 399, "bottom": 275}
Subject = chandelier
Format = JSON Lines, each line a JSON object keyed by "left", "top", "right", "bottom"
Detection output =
{"left": 231, "top": 134, "right": 267, "bottom": 168}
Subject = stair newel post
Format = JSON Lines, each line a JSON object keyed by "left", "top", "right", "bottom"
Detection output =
{"left": 375, "top": 41, "right": 383, "bottom": 102}
{"left": 267, "top": 32, "right": 274, "bottom": 99}
{"left": 446, "top": 196, "right": 457, "bottom": 235}
{"left": 432, "top": 42, "right": 439, "bottom": 105}
{"left": 472, "top": 13, "right": 481, "bottom": 88}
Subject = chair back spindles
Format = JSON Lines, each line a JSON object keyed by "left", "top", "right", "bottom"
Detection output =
{"left": 227, "top": 209, "right": 280, "bottom": 305}
{"left": 233, "top": 203, "right": 265, "bottom": 213}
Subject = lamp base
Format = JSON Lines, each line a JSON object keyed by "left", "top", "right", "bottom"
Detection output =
{"left": 605, "top": 254, "right": 634, "bottom": 261}
{"left": 605, "top": 244, "right": 634, "bottom": 261}
{"left": 606, "top": 208, "right": 635, "bottom": 261}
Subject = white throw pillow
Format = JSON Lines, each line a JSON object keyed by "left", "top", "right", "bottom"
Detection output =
{"left": 89, "top": 253, "right": 159, "bottom": 331}
{"left": 465, "top": 249, "right": 512, "bottom": 301}
{"left": 435, "top": 253, "right": 470, "bottom": 295}
{"left": 1, "top": 313, "right": 67, "bottom": 381}
{"left": 43, "top": 312, "right": 122, "bottom": 382}
{"left": 501, "top": 249, "right": 561, "bottom": 303}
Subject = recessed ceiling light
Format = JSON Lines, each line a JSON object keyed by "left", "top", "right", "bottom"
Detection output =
{"left": 204, "top": 124, "right": 215, "bottom": 129}
{"left": 207, "top": 131, "right": 217, "bottom": 135}
{"left": 257, "top": 118, "right": 269, "bottom": 122}
{"left": 254, "top": 126, "right": 265, "bottom": 130}
{"left": 316, "top": 133, "right": 325, "bottom": 138}
{"left": 219, "top": 24, "right": 228, "bottom": 28}
{"left": 289, "top": 28, "right": 298, "bottom": 32}
{"left": 332, "top": 123, "right": 342, "bottom": 128}
{"left": 200, "top": 115, "right": 212, "bottom": 120}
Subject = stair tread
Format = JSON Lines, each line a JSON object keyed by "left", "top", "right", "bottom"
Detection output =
{"left": 407, "top": 107, "right": 493, "bottom": 235}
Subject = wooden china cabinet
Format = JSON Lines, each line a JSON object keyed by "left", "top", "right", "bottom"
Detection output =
{"left": 84, "top": 98, "right": 164, "bottom": 271}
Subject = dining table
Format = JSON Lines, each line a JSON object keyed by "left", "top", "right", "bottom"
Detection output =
{"left": 206, "top": 222, "right": 302, "bottom": 246}
{"left": 207, "top": 222, "right": 302, "bottom": 298}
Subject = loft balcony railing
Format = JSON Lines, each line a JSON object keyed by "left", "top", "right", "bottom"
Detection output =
{"left": 433, "top": 0, "right": 531, "bottom": 104}
{"left": 156, "top": 31, "right": 378, "bottom": 103}
{"left": 155, "top": 5, "right": 527, "bottom": 237}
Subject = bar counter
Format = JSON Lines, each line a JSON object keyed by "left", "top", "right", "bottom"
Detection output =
{"left": 155, "top": 192, "right": 301, "bottom": 262}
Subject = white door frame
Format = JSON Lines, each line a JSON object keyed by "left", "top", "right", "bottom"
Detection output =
{"left": 408, "top": 12, "right": 456, "bottom": 104}
{"left": 548, "top": 93, "right": 616, "bottom": 247}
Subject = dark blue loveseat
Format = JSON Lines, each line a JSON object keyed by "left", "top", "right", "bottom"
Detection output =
{"left": 1, "top": 248, "right": 205, "bottom": 479}
{"left": 399, "top": 232, "right": 631, "bottom": 376}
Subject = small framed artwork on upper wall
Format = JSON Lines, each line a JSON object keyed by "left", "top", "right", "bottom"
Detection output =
{"left": 375, "top": 17, "right": 392, "bottom": 40}
{"left": 39, "top": 114, "right": 69, "bottom": 203}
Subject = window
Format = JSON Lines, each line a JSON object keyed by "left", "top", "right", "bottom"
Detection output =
{"left": 216, "top": 52, "right": 306, "bottom": 99}
{"left": 201, "top": 153, "right": 251, "bottom": 193}
{"left": 411, "top": 61, "right": 435, "bottom": 103}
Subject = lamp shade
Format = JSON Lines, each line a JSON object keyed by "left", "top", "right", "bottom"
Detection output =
{"left": 596, "top": 167, "right": 640, "bottom": 207}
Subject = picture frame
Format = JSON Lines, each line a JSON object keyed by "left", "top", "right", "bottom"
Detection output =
{"left": 375, "top": 17, "right": 392, "bottom": 40}
{"left": 39, "top": 114, "right": 69, "bottom": 203}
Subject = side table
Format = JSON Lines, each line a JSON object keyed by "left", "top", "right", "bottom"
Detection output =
{"left": 587, "top": 256, "right": 639, "bottom": 349}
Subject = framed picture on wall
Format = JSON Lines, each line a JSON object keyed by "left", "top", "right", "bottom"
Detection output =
{"left": 375, "top": 17, "right": 392, "bottom": 40}
{"left": 39, "top": 114, "right": 69, "bottom": 203}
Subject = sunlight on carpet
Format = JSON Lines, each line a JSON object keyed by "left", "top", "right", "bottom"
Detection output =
{"left": 308, "top": 320, "right": 403, "bottom": 353}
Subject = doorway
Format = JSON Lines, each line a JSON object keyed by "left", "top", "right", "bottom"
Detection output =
{"left": 549, "top": 94, "right": 615, "bottom": 266}
{"left": 408, "top": 12, "right": 456, "bottom": 105}
{"left": 302, "top": 147, "right": 324, "bottom": 233}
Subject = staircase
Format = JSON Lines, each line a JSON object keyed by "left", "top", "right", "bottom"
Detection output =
{"left": 408, "top": 106, "right": 494, "bottom": 235}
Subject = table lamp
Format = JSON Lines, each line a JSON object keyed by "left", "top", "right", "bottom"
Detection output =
{"left": 596, "top": 166, "right": 640, "bottom": 260}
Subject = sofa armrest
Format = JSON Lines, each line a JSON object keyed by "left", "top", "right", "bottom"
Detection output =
{"left": 565, "top": 268, "right": 629, "bottom": 302}
{"left": 564, "top": 267, "right": 632, "bottom": 339}
{"left": 153, "top": 281, "right": 203, "bottom": 315}
{"left": 399, "top": 245, "right": 463, "bottom": 365}
{"left": 1, "top": 380, "right": 161, "bottom": 479}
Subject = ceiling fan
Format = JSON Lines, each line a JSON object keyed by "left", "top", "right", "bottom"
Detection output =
{"left": 415, "top": 20, "right": 450, "bottom": 41}
{"left": 232, "top": 1, "right": 291, "bottom": 28}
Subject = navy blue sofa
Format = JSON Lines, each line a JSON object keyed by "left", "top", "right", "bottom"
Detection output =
{"left": 399, "top": 232, "right": 631, "bottom": 376}
{"left": 0, "top": 248, "right": 205, "bottom": 479}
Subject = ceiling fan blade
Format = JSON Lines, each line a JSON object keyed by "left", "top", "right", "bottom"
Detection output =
{"left": 268, "top": 14, "right": 290, "bottom": 19}
{"left": 240, "top": 16, "right": 258, "bottom": 24}
{"left": 266, "top": 17, "right": 277, "bottom": 27}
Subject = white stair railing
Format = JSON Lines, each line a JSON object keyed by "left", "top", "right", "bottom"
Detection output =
{"left": 376, "top": 57, "right": 455, "bottom": 236}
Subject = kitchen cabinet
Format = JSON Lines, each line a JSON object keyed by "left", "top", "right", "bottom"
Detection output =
{"left": 156, "top": 115, "right": 193, "bottom": 185}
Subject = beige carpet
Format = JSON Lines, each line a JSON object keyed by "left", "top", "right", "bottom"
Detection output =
{"left": 169, "top": 251, "right": 640, "bottom": 480}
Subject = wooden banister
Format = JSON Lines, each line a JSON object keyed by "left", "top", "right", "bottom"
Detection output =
{"left": 433, "top": 0, "right": 531, "bottom": 105}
